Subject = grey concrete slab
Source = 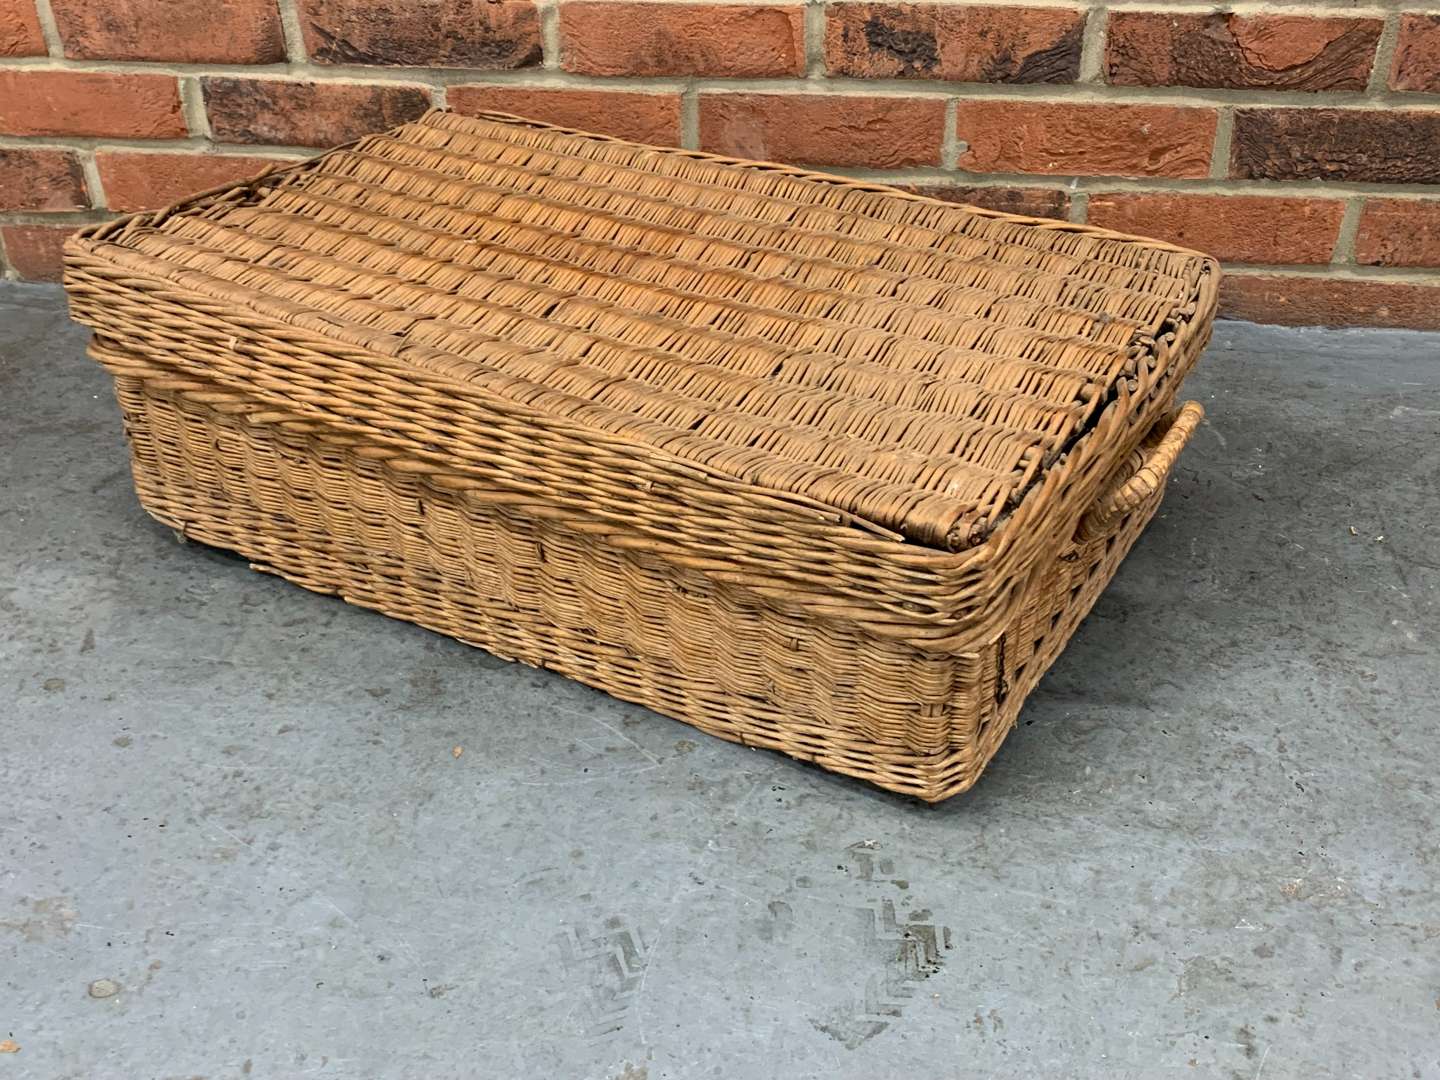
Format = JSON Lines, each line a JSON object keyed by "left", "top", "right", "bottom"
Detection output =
{"left": 1, "top": 280, "right": 1438, "bottom": 1080}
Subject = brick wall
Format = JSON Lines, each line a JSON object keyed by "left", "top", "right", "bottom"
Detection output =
{"left": 2, "top": 0, "right": 1439, "bottom": 328}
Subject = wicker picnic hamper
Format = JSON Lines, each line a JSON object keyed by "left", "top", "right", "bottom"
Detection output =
{"left": 63, "top": 109, "right": 1218, "bottom": 802}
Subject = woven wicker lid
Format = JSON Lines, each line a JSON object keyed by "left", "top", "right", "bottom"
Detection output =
{"left": 91, "top": 109, "right": 1214, "bottom": 550}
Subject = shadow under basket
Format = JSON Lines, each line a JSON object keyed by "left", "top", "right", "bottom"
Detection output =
{"left": 99, "top": 339, "right": 1203, "bottom": 802}
{"left": 64, "top": 109, "right": 1217, "bottom": 801}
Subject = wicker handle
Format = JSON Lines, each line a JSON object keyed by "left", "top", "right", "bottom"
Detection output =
{"left": 1076, "top": 401, "right": 1205, "bottom": 541}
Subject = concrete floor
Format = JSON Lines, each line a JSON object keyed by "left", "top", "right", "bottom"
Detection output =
{"left": 1, "top": 280, "right": 1438, "bottom": 1080}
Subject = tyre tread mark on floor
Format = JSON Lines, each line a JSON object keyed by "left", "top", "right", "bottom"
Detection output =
{"left": 555, "top": 917, "right": 649, "bottom": 1041}
{"left": 810, "top": 843, "right": 952, "bottom": 1050}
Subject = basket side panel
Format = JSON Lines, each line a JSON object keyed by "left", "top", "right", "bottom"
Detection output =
{"left": 108, "top": 365, "right": 977, "bottom": 797}
{"left": 932, "top": 479, "right": 1168, "bottom": 795}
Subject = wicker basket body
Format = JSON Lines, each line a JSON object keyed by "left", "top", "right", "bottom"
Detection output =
{"left": 64, "top": 110, "right": 1218, "bottom": 801}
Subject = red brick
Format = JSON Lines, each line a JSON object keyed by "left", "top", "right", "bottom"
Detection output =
{"left": 3, "top": 224, "right": 80, "bottom": 281}
{"left": 561, "top": 3, "right": 804, "bottom": 78}
{"left": 1086, "top": 192, "right": 1344, "bottom": 265}
{"left": 1354, "top": 199, "right": 1440, "bottom": 269}
{"left": 699, "top": 93, "right": 945, "bottom": 169}
{"left": 203, "top": 78, "right": 431, "bottom": 147}
{"left": 0, "top": 71, "right": 186, "bottom": 139}
{"left": 1107, "top": 12, "right": 1381, "bottom": 92}
{"left": 0, "top": 148, "right": 88, "bottom": 212}
{"left": 826, "top": 3, "right": 1084, "bottom": 83}
{"left": 1, "top": 0, "right": 46, "bottom": 56}
{"left": 899, "top": 183, "right": 1069, "bottom": 220}
{"left": 1219, "top": 274, "right": 1440, "bottom": 331}
{"left": 299, "top": 0, "right": 541, "bottom": 68}
{"left": 449, "top": 86, "right": 682, "bottom": 145}
{"left": 956, "top": 101, "right": 1215, "bottom": 179}
{"left": 1391, "top": 14, "right": 1440, "bottom": 93}
{"left": 1232, "top": 108, "right": 1440, "bottom": 185}
{"left": 50, "top": 0, "right": 285, "bottom": 63}
{"left": 96, "top": 151, "right": 299, "bottom": 212}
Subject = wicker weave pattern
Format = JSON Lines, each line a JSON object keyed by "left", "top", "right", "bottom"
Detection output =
{"left": 64, "top": 111, "right": 1217, "bottom": 800}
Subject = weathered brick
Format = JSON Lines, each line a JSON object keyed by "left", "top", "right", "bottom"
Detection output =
{"left": 96, "top": 152, "right": 299, "bottom": 212}
{"left": 50, "top": 0, "right": 285, "bottom": 63}
{"left": 0, "top": 148, "right": 88, "bottom": 212}
{"left": 299, "top": 0, "right": 541, "bottom": 68}
{"left": 1219, "top": 274, "right": 1440, "bottom": 331}
{"left": 204, "top": 78, "right": 431, "bottom": 147}
{"left": 449, "top": 86, "right": 682, "bottom": 145}
{"left": 1232, "top": 109, "right": 1440, "bottom": 185}
{"left": 826, "top": 3, "right": 1084, "bottom": 83}
{"left": 899, "top": 184, "right": 1069, "bottom": 220}
{"left": 0, "top": 71, "right": 186, "bottom": 139}
{"left": 1087, "top": 192, "right": 1344, "bottom": 265}
{"left": 699, "top": 93, "right": 946, "bottom": 169}
{"left": 1354, "top": 199, "right": 1440, "bottom": 269}
{"left": 3, "top": 224, "right": 80, "bottom": 281}
{"left": 956, "top": 101, "right": 1215, "bottom": 178}
{"left": 561, "top": 3, "right": 804, "bottom": 78}
{"left": 1391, "top": 14, "right": 1440, "bottom": 93}
{"left": 1, "top": 0, "right": 46, "bottom": 56}
{"left": 1107, "top": 12, "right": 1381, "bottom": 92}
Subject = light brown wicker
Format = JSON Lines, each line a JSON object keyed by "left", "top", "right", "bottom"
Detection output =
{"left": 63, "top": 109, "right": 1217, "bottom": 802}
